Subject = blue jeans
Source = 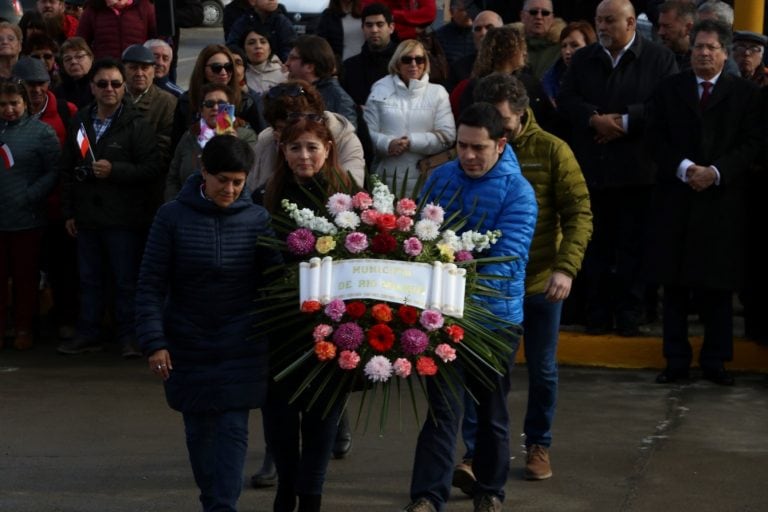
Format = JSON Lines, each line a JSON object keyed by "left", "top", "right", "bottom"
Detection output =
{"left": 410, "top": 328, "right": 521, "bottom": 511}
{"left": 183, "top": 410, "right": 250, "bottom": 512}
{"left": 76, "top": 228, "right": 145, "bottom": 343}
{"left": 462, "top": 294, "right": 561, "bottom": 457}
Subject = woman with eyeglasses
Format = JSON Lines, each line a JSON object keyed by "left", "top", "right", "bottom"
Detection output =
{"left": 75, "top": 0, "right": 157, "bottom": 61}
{"left": 54, "top": 37, "right": 94, "bottom": 108}
{"left": 0, "top": 22, "right": 22, "bottom": 80}
{"left": 240, "top": 25, "right": 288, "bottom": 95}
{"left": 259, "top": 117, "right": 352, "bottom": 512}
{"left": 363, "top": 38, "right": 455, "bottom": 196}
{"left": 165, "top": 83, "right": 258, "bottom": 202}
{"left": 0, "top": 81, "right": 60, "bottom": 351}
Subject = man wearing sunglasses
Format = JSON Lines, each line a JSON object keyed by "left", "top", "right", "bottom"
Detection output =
{"left": 519, "top": 0, "right": 559, "bottom": 80}
{"left": 58, "top": 58, "right": 162, "bottom": 359}
{"left": 447, "top": 10, "right": 503, "bottom": 92}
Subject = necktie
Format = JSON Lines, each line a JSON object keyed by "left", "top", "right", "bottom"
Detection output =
{"left": 699, "top": 81, "right": 712, "bottom": 109}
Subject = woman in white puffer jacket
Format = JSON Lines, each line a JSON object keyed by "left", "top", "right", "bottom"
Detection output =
{"left": 363, "top": 39, "right": 456, "bottom": 196}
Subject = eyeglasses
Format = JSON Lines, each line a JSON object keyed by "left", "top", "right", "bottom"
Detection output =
{"left": 93, "top": 79, "right": 124, "bottom": 89}
{"left": 527, "top": 8, "right": 552, "bottom": 16}
{"left": 63, "top": 52, "right": 89, "bottom": 64}
{"left": 286, "top": 112, "right": 325, "bottom": 123}
{"left": 692, "top": 43, "right": 723, "bottom": 52}
{"left": 201, "top": 99, "right": 229, "bottom": 109}
{"left": 31, "top": 53, "right": 55, "bottom": 61}
{"left": 400, "top": 55, "right": 427, "bottom": 65}
{"left": 733, "top": 44, "right": 764, "bottom": 55}
{"left": 473, "top": 24, "right": 497, "bottom": 33}
{"left": 266, "top": 84, "right": 306, "bottom": 99}
{"left": 206, "top": 62, "right": 233, "bottom": 74}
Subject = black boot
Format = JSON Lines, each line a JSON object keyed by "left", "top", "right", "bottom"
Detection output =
{"left": 273, "top": 486, "right": 296, "bottom": 512}
{"left": 332, "top": 411, "right": 352, "bottom": 459}
{"left": 251, "top": 446, "right": 277, "bottom": 488}
{"left": 297, "top": 494, "right": 321, "bottom": 512}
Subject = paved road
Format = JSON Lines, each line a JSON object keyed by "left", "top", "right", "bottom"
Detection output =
{"left": 1, "top": 340, "right": 766, "bottom": 512}
{"left": 176, "top": 27, "right": 229, "bottom": 90}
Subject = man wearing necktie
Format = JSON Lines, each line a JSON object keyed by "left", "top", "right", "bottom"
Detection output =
{"left": 646, "top": 19, "right": 763, "bottom": 386}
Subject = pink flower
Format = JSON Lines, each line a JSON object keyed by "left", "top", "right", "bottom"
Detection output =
{"left": 332, "top": 322, "right": 365, "bottom": 350}
{"left": 396, "top": 216, "right": 414, "bottom": 232}
{"left": 324, "top": 299, "right": 346, "bottom": 322}
{"left": 435, "top": 343, "right": 457, "bottom": 363}
{"left": 421, "top": 203, "right": 445, "bottom": 224}
{"left": 396, "top": 198, "right": 417, "bottom": 216}
{"left": 360, "top": 209, "right": 379, "bottom": 226}
{"left": 420, "top": 309, "right": 445, "bottom": 331}
{"left": 455, "top": 250, "right": 474, "bottom": 262}
{"left": 338, "top": 350, "right": 361, "bottom": 370}
{"left": 364, "top": 355, "right": 393, "bottom": 382}
{"left": 326, "top": 193, "right": 353, "bottom": 215}
{"left": 344, "top": 232, "right": 369, "bottom": 253}
{"left": 400, "top": 328, "right": 429, "bottom": 355}
{"left": 352, "top": 191, "right": 373, "bottom": 210}
{"left": 403, "top": 237, "right": 423, "bottom": 256}
{"left": 393, "top": 358, "right": 412, "bottom": 378}
{"left": 286, "top": 228, "right": 316, "bottom": 255}
{"left": 312, "top": 324, "right": 333, "bottom": 342}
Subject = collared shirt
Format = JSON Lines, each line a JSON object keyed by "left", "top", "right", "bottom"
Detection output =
{"left": 91, "top": 104, "right": 122, "bottom": 142}
{"left": 696, "top": 71, "right": 722, "bottom": 98}
{"left": 601, "top": 33, "right": 636, "bottom": 68}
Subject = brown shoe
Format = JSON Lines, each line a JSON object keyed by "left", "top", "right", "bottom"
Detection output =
{"left": 13, "top": 332, "right": 33, "bottom": 351}
{"left": 452, "top": 459, "right": 476, "bottom": 496}
{"left": 525, "top": 444, "right": 553, "bottom": 480}
{"left": 473, "top": 493, "right": 502, "bottom": 512}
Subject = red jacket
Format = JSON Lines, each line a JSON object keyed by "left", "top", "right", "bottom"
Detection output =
{"left": 360, "top": 0, "right": 436, "bottom": 41}
{"left": 39, "top": 91, "right": 77, "bottom": 219}
{"left": 76, "top": 0, "right": 157, "bottom": 60}
{"left": 62, "top": 14, "right": 78, "bottom": 38}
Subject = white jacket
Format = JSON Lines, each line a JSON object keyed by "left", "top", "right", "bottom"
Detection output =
{"left": 245, "top": 55, "right": 288, "bottom": 95}
{"left": 363, "top": 73, "right": 456, "bottom": 196}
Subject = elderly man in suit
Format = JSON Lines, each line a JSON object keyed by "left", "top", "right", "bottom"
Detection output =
{"left": 646, "top": 19, "right": 763, "bottom": 386}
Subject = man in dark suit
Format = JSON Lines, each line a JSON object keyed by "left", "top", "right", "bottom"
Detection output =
{"left": 646, "top": 19, "right": 763, "bottom": 386}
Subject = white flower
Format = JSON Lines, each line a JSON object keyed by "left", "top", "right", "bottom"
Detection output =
{"left": 309, "top": 217, "right": 338, "bottom": 235}
{"left": 441, "top": 230, "right": 461, "bottom": 252}
{"left": 414, "top": 219, "right": 440, "bottom": 241}
{"left": 364, "top": 355, "right": 393, "bottom": 382}
{"left": 372, "top": 181, "right": 395, "bottom": 214}
{"left": 326, "top": 193, "right": 353, "bottom": 215}
{"left": 460, "top": 231, "right": 477, "bottom": 252}
{"left": 334, "top": 210, "right": 361, "bottom": 230}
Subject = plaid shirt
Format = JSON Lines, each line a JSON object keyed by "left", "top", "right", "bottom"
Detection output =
{"left": 90, "top": 104, "right": 123, "bottom": 142}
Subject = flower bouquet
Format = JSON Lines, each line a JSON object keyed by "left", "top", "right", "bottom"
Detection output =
{"left": 256, "top": 177, "right": 517, "bottom": 429}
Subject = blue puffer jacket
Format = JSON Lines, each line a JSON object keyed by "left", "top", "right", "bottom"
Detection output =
{"left": 136, "top": 174, "right": 282, "bottom": 413}
{"left": 422, "top": 145, "right": 537, "bottom": 324}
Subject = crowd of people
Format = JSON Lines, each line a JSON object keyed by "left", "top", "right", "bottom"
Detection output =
{"left": 0, "top": 0, "right": 765, "bottom": 511}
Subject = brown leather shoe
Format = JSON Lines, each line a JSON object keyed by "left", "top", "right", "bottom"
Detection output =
{"left": 525, "top": 444, "right": 553, "bottom": 480}
{"left": 452, "top": 459, "right": 476, "bottom": 496}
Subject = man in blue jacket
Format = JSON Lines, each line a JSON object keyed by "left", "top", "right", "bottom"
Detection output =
{"left": 403, "top": 102, "right": 537, "bottom": 512}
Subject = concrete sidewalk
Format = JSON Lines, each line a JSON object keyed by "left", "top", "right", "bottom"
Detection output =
{"left": 1, "top": 339, "right": 767, "bottom": 512}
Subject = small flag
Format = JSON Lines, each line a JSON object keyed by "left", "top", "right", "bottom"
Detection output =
{"left": 77, "top": 124, "right": 91, "bottom": 159}
{"left": 215, "top": 103, "right": 236, "bottom": 135}
{"left": 0, "top": 141, "right": 14, "bottom": 169}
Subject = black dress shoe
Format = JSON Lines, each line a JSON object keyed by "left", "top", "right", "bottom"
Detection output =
{"left": 332, "top": 410, "right": 352, "bottom": 459}
{"left": 655, "top": 368, "right": 690, "bottom": 384}
{"left": 702, "top": 368, "right": 735, "bottom": 386}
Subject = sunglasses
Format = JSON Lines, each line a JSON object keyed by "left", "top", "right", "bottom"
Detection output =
{"left": 527, "top": 8, "right": 552, "bottom": 16}
{"left": 201, "top": 99, "right": 230, "bottom": 109}
{"left": 267, "top": 84, "right": 305, "bottom": 99}
{"left": 400, "top": 55, "right": 427, "bottom": 65}
{"left": 31, "top": 53, "right": 55, "bottom": 60}
{"left": 93, "top": 79, "right": 124, "bottom": 89}
{"left": 473, "top": 23, "right": 497, "bottom": 33}
{"left": 286, "top": 111, "right": 324, "bottom": 123}
{"left": 206, "top": 62, "right": 233, "bottom": 74}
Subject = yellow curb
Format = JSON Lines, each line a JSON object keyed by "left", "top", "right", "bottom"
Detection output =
{"left": 515, "top": 332, "right": 768, "bottom": 372}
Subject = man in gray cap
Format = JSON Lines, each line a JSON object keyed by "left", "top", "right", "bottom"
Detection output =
{"left": 121, "top": 44, "right": 176, "bottom": 168}
{"left": 732, "top": 30, "right": 768, "bottom": 87}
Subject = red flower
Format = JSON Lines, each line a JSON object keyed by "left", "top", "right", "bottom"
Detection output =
{"left": 371, "top": 232, "right": 397, "bottom": 254}
{"left": 301, "top": 300, "right": 322, "bottom": 313}
{"left": 444, "top": 324, "right": 464, "bottom": 343}
{"left": 398, "top": 305, "right": 419, "bottom": 325}
{"left": 367, "top": 324, "right": 395, "bottom": 352}
{"left": 416, "top": 356, "right": 438, "bottom": 376}
{"left": 376, "top": 213, "right": 397, "bottom": 231}
{"left": 345, "top": 301, "right": 367, "bottom": 319}
{"left": 314, "top": 341, "right": 337, "bottom": 361}
{"left": 371, "top": 303, "right": 393, "bottom": 323}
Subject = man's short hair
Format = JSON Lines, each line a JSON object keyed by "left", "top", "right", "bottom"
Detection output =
{"left": 293, "top": 35, "right": 336, "bottom": 80}
{"left": 361, "top": 2, "right": 393, "bottom": 25}
{"left": 697, "top": 0, "right": 734, "bottom": 26}
{"left": 201, "top": 135, "right": 255, "bottom": 175}
{"left": 658, "top": 0, "right": 696, "bottom": 22}
{"left": 474, "top": 72, "right": 530, "bottom": 113}
{"left": 690, "top": 19, "right": 732, "bottom": 54}
{"left": 458, "top": 102, "right": 506, "bottom": 140}
{"left": 89, "top": 58, "right": 126, "bottom": 82}
{"left": 263, "top": 79, "right": 326, "bottom": 127}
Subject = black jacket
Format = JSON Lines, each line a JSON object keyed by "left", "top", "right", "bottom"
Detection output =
{"left": 341, "top": 40, "right": 397, "bottom": 106}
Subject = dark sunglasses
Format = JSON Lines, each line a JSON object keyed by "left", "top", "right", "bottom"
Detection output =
{"left": 31, "top": 53, "right": 54, "bottom": 60}
{"left": 207, "top": 62, "right": 233, "bottom": 74}
{"left": 201, "top": 99, "right": 230, "bottom": 109}
{"left": 286, "top": 111, "right": 324, "bottom": 123}
{"left": 400, "top": 55, "right": 427, "bottom": 65}
{"left": 93, "top": 79, "right": 124, "bottom": 89}
{"left": 473, "top": 23, "right": 496, "bottom": 33}
{"left": 267, "top": 84, "right": 306, "bottom": 99}
{"left": 527, "top": 8, "right": 552, "bottom": 16}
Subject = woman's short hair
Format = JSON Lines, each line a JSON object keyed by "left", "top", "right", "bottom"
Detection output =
{"left": 262, "top": 79, "right": 326, "bottom": 128}
{"left": 472, "top": 26, "right": 526, "bottom": 78}
{"left": 201, "top": 134, "right": 255, "bottom": 175}
{"left": 388, "top": 39, "right": 431, "bottom": 76}
{"left": 200, "top": 82, "right": 235, "bottom": 104}
{"left": 239, "top": 25, "right": 274, "bottom": 61}
{"left": 559, "top": 20, "right": 597, "bottom": 45}
{"left": 60, "top": 36, "right": 93, "bottom": 57}
{"left": 0, "top": 22, "right": 23, "bottom": 45}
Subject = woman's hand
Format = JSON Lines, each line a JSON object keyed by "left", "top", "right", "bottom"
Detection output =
{"left": 148, "top": 349, "right": 173, "bottom": 381}
{"left": 388, "top": 136, "right": 410, "bottom": 156}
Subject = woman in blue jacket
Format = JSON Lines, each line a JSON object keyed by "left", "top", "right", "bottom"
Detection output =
{"left": 136, "top": 134, "right": 282, "bottom": 512}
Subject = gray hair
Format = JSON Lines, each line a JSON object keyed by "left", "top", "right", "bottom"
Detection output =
{"left": 697, "top": 1, "right": 734, "bottom": 26}
{"left": 143, "top": 39, "right": 173, "bottom": 55}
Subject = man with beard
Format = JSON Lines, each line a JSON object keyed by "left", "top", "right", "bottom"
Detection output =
{"left": 36, "top": 0, "right": 78, "bottom": 44}
{"left": 656, "top": 0, "right": 696, "bottom": 69}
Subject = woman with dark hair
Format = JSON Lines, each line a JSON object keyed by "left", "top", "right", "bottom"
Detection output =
{"left": 136, "top": 134, "right": 282, "bottom": 512}
{"left": 75, "top": 0, "right": 157, "bottom": 60}
{"left": 0, "top": 81, "right": 60, "bottom": 350}
{"left": 316, "top": 0, "right": 363, "bottom": 60}
{"left": 542, "top": 21, "right": 597, "bottom": 107}
{"left": 17, "top": 11, "right": 46, "bottom": 45}
{"left": 258, "top": 118, "right": 352, "bottom": 512}
{"left": 226, "top": 43, "right": 267, "bottom": 133}
{"left": 53, "top": 36, "right": 93, "bottom": 108}
{"left": 23, "top": 33, "right": 61, "bottom": 87}
{"left": 241, "top": 25, "right": 287, "bottom": 94}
